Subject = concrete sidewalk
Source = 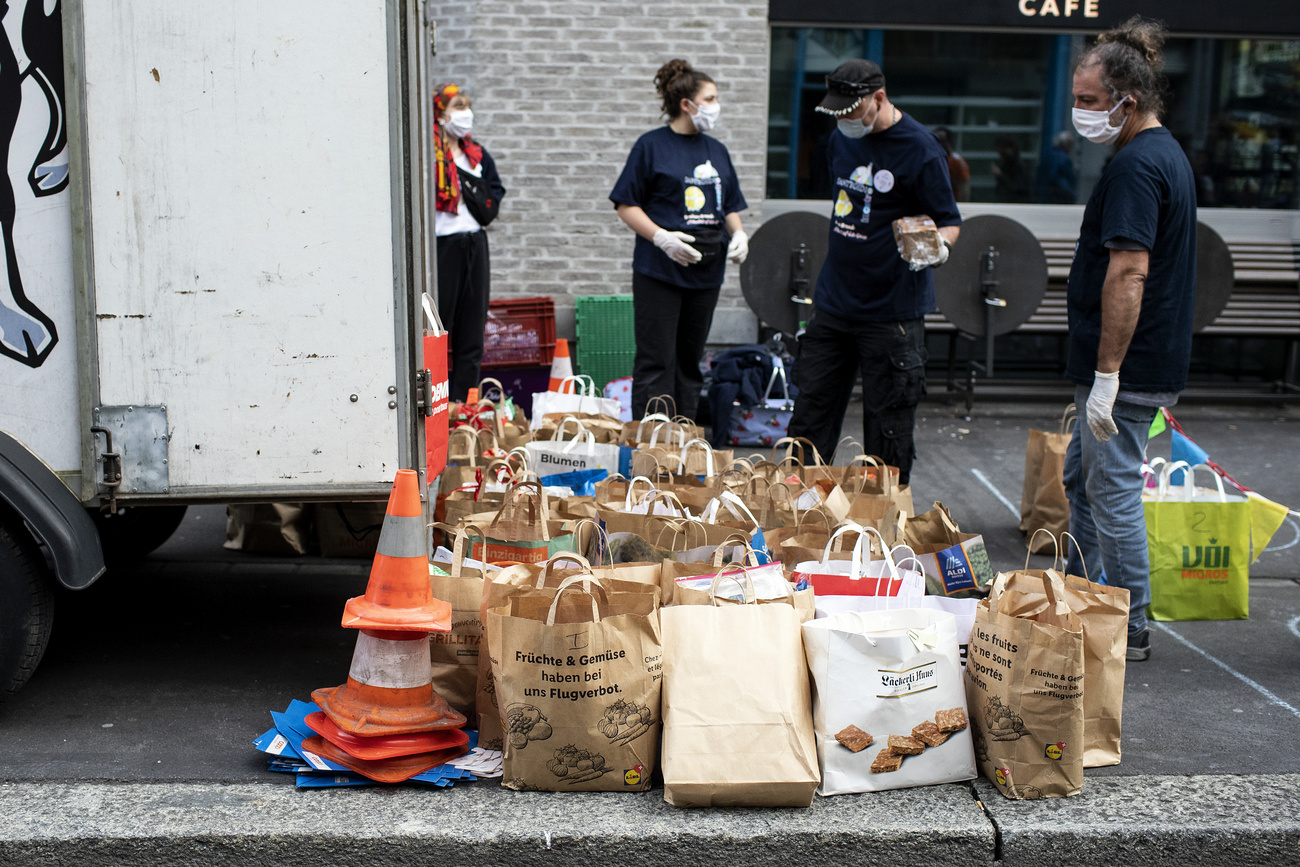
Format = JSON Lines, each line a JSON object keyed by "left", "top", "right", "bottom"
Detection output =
{"left": 2, "top": 775, "right": 1297, "bottom": 866}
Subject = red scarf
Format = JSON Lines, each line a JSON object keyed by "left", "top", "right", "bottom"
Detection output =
{"left": 434, "top": 84, "right": 483, "bottom": 214}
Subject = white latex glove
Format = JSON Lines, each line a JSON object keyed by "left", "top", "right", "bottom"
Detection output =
{"left": 934, "top": 238, "right": 950, "bottom": 267}
{"left": 726, "top": 229, "right": 749, "bottom": 264}
{"left": 1086, "top": 370, "right": 1120, "bottom": 442}
{"left": 653, "top": 229, "right": 702, "bottom": 266}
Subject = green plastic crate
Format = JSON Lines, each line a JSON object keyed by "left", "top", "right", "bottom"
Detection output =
{"left": 575, "top": 296, "right": 635, "bottom": 389}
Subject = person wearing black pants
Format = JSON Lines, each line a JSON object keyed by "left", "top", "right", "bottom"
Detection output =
{"left": 610, "top": 59, "right": 749, "bottom": 420}
{"left": 790, "top": 316, "right": 927, "bottom": 483}
{"left": 786, "top": 60, "right": 960, "bottom": 485}
{"left": 437, "top": 229, "right": 490, "bottom": 401}
{"left": 433, "top": 83, "right": 505, "bottom": 402}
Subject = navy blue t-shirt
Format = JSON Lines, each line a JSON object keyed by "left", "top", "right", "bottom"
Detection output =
{"left": 609, "top": 126, "right": 747, "bottom": 290}
{"left": 1066, "top": 127, "right": 1197, "bottom": 392}
{"left": 814, "top": 113, "right": 961, "bottom": 321}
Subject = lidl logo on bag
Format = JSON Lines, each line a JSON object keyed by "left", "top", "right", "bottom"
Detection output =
{"left": 994, "top": 767, "right": 1010, "bottom": 787}
{"left": 1181, "top": 541, "right": 1231, "bottom": 580}
{"left": 1045, "top": 742, "right": 1066, "bottom": 760}
{"left": 624, "top": 764, "right": 644, "bottom": 786}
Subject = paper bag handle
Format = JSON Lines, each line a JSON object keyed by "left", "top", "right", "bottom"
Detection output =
{"left": 545, "top": 572, "right": 609, "bottom": 626}
{"left": 635, "top": 411, "right": 673, "bottom": 442}
{"left": 708, "top": 563, "right": 756, "bottom": 605}
{"left": 1024, "top": 528, "right": 1059, "bottom": 570}
{"left": 679, "top": 438, "right": 715, "bottom": 477}
{"left": 644, "top": 395, "right": 677, "bottom": 419}
{"left": 535, "top": 551, "right": 594, "bottom": 589}
{"left": 1058, "top": 531, "right": 1090, "bottom": 582}
{"left": 477, "top": 377, "right": 507, "bottom": 403}
{"left": 621, "top": 476, "right": 658, "bottom": 510}
{"left": 710, "top": 531, "right": 757, "bottom": 567}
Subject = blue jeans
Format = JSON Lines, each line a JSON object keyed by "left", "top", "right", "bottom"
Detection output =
{"left": 1063, "top": 386, "right": 1157, "bottom": 635}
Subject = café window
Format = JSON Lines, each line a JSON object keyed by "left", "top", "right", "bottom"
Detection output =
{"left": 768, "top": 27, "right": 1300, "bottom": 210}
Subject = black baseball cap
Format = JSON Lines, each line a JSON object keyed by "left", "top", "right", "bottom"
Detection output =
{"left": 816, "top": 59, "right": 886, "bottom": 117}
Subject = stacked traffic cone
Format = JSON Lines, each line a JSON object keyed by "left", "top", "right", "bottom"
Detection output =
{"left": 548, "top": 338, "right": 573, "bottom": 391}
{"left": 306, "top": 469, "right": 470, "bottom": 783}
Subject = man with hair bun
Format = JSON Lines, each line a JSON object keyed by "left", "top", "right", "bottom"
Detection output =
{"left": 1063, "top": 16, "right": 1198, "bottom": 662}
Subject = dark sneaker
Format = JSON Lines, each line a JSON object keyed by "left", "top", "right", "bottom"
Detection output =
{"left": 1126, "top": 629, "right": 1151, "bottom": 662}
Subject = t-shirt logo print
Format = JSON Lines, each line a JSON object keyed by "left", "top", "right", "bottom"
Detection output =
{"left": 849, "top": 164, "right": 874, "bottom": 223}
{"left": 684, "top": 159, "right": 723, "bottom": 213}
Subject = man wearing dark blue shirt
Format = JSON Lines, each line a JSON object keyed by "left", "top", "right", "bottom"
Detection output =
{"left": 1062, "top": 18, "right": 1198, "bottom": 662}
{"left": 787, "top": 60, "right": 961, "bottom": 484}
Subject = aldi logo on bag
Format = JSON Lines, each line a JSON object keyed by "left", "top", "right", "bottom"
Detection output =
{"left": 1181, "top": 541, "right": 1231, "bottom": 580}
{"left": 938, "top": 544, "right": 978, "bottom": 594}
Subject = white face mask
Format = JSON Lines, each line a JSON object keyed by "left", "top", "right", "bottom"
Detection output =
{"left": 443, "top": 108, "right": 473, "bottom": 139}
{"left": 837, "top": 116, "right": 869, "bottom": 139}
{"left": 1072, "top": 96, "right": 1129, "bottom": 145}
{"left": 689, "top": 101, "right": 720, "bottom": 133}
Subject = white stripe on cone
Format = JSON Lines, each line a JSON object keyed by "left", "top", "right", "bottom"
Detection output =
{"left": 347, "top": 632, "right": 431, "bottom": 690}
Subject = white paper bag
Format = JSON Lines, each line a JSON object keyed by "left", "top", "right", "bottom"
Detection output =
{"left": 802, "top": 608, "right": 976, "bottom": 795}
{"left": 530, "top": 376, "right": 622, "bottom": 429}
{"left": 525, "top": 427, "right": 622, "bottom": 475}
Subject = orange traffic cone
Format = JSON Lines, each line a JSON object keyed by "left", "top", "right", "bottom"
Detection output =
{"left": 312, "top": 469, "right": 467, "bottom": 737}
{"left": 548, "top": 338, "right": 573, "bottom": 391}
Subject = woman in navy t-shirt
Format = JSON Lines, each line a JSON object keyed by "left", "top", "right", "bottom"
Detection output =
{"left": 609, "top": 59, "right": 749, "bottom": 420}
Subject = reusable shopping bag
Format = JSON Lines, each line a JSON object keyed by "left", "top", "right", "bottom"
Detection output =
{"left": 726, "top": 356, "right": 795, "bottom": 447}
{"left": 965, "top": 570, "right": 1085, "bottom": 800}
{"left": 488, "top": 573, "right": 662, "bottom": 792}
{"left": 660, "top": 572, "right": 820, "bottom": 807}
{"left": 803, "top": 608, "right": 976, "bottom": 794}
{"left": 422, "top": 294, "right": 450, "bottom": 477}
{"left": 1145, "top": 462, "right": 1252, "bottom": 621}
{"left": 1018, "top": 405, "right": 1074, "bottom": 553}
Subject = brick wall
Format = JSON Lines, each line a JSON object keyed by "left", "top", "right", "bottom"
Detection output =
{"left": 429, "top": 0, "right": 769, "bottom": 342}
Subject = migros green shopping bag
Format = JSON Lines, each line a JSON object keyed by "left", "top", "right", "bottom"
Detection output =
{"left": 1144, "top": 463, "right": 1251, "bottom": 621}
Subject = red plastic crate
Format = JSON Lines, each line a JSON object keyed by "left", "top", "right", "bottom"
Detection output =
{"left": 480, "top": 296, "right": 556, "bottom": 369}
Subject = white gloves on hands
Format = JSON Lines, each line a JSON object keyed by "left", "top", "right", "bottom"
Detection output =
{"left": 934, "top": 239, "right": 950, "bottom": 267}
{"left": 653, "top": 229, "right": 702, "bottom": 266}
{"left": 904, "top": 236, "right": 951, "bottom": 271}
{"left": 726, "top": 229, "right": 749, "bottom": 264}
{"left": 1086, "top": 370, "right": 1120, "bottom": 442}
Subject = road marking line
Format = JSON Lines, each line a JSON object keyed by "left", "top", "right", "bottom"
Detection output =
{"left": 970, "top": 468, "right": 1020, "bottom": 519}
{"left": 1289, "top": 616, "right": 1300, "bottom": 642}
{"left": 1152, "top": 622, "right": 1300, "bottom": 720}
{"left": 1264, "top": 517, "right": 1300, "bottom": 553}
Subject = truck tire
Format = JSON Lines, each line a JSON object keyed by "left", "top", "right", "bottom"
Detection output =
{"left": 0, "top": 518, "right": 55, "bottom": 701}
{"left": 91, "top": 505, "right": 189, "bottom": 567}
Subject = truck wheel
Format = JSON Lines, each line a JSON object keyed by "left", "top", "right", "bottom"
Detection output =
{"left": 91, "top": 505, "right": 189, "bottom": 566}
{"left": 0, "top": 518, "right": 55, "bottom": 701}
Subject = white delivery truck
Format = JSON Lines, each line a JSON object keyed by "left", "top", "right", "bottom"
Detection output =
{"left": 0, "top": 0, "right": 441, "bottom": 698}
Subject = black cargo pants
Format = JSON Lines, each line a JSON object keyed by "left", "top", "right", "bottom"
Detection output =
{"left": 787, "top": 314, "right": 927, "bottom": 484}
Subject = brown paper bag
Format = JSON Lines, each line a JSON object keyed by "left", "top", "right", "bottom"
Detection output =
{"left": 488, "top": 573, "right": 663, "bottom": 791}
{"left": 1060, "top": 572, "right": 1128, "bottom": 767}
{"left": 965, "top": 570, "right": 1085, "bottom": 800}
{"left": 476, "top": 553, "right": 661, "bottom": 750}
{"left": 428, "top": 524, "right": 488, "bottom": 719}
{"left": 224, "top": 503, "right": 313, "bottom": 555}
{"left": 1019, "top": 406, "right": 1075, "bottom": 553}
{"left": 660, "top": 575, "right": 820, "bottom": 807}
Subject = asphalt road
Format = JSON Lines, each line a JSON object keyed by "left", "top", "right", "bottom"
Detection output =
{"left": 1, "top": 401, "right": 1298, "bottom": 785}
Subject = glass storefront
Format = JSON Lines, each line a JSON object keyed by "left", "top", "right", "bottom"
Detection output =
{"left": 768, "top": 27, "right": 1300, "bottom": 211}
